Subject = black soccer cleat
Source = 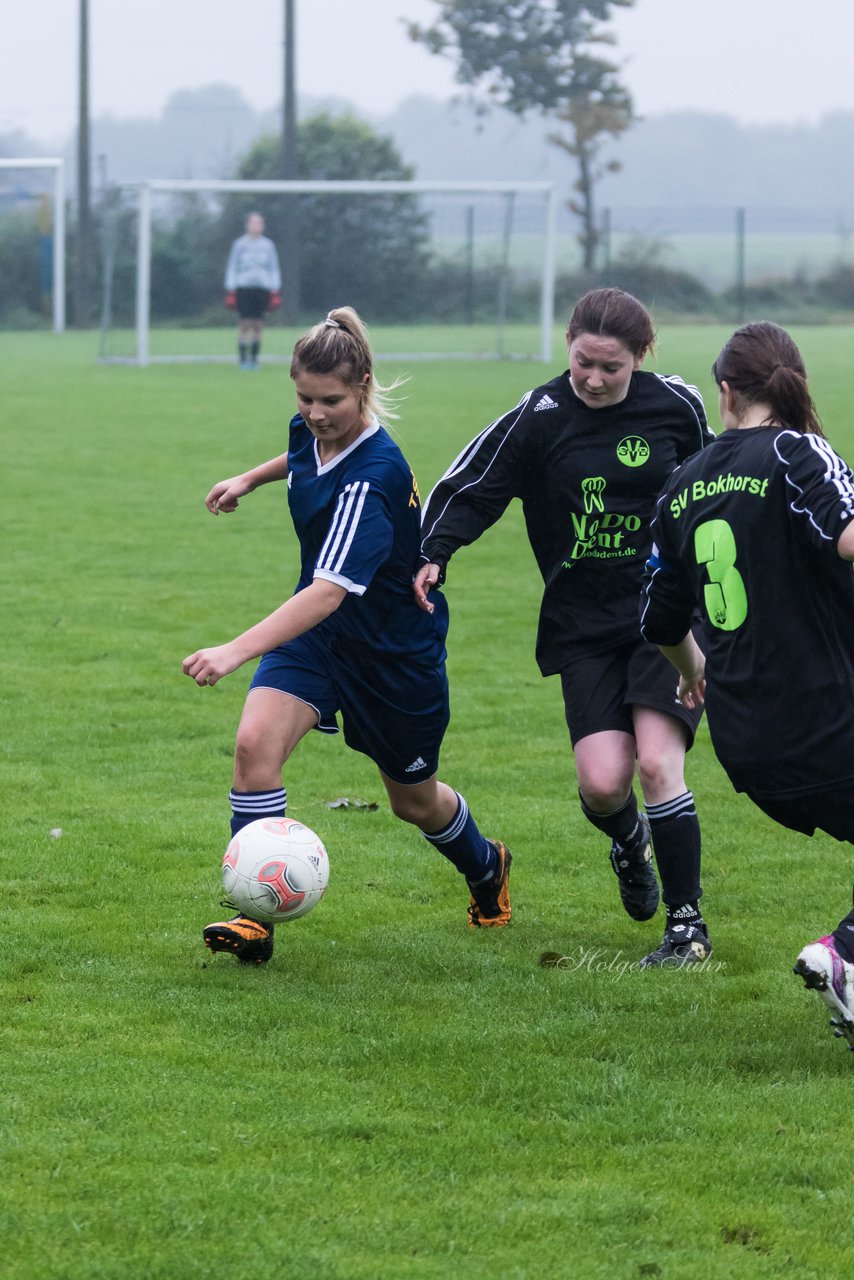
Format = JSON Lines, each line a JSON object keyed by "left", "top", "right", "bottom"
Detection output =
{"left": 203, "top": 914, "right": 274, "bottom": 964}
{"left": 640, "top": 921, "right": 712, "bottom": 969}
{"left": 609, "top": 813, "right": 659, "bottom": 922}
{"left": 467, "top": 841, "right": 512, "bottom": 928}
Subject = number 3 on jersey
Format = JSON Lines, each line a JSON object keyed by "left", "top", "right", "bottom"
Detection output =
{"left": 694, "top": 518, "right": 748, "bottom": 631}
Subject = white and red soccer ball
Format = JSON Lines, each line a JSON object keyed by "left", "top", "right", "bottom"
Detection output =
{"left": 222, "top": 817, "right": 329, "bottom": 924}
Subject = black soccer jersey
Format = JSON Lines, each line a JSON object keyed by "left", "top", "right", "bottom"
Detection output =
{"left": 420, "top": 369, "right": 712, "bottom": 675}
{"left": 641, "top": 427, "right": 854, "bottom": 793}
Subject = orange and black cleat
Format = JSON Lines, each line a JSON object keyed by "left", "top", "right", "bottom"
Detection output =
{"left": 203, "top": 915, "right": 274, "bottom": 964}
{"left": 467, "top": 841, "right": 512, "bottom": 928}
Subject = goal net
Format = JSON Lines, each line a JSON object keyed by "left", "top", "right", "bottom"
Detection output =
{"left": 0, "top": 159, "right": 65, "bottom": 333}
{"left": 98, "top": 179, "right": 557, "bottom": 364}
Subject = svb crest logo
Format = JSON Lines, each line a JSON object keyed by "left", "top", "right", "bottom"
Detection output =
{"left": 616, "top": 436, "right": 650, "bottom": 467}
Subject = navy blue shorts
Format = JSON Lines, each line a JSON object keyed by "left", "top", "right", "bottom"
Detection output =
{"left": 250, "top": 630, "right": 450, "bottom": 785}
{"left": 560, "top": 634, "right": 703, "bottom": 748}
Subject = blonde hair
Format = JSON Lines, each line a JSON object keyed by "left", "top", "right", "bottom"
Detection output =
{"left": 290, "top": 306, "right": 405, "bottom": 422}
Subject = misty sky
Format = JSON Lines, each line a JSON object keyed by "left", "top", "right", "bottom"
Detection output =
{"left": 4, "top": 0, "right": 854, "bottom": 145}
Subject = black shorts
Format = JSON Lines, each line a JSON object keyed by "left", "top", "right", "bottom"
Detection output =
{"left": 560, "top": 635, "right": 703, "bottom": 748}
{"left": 236, "top": 286, "right": 271, "bottom": 319}
{"left": 742, "top": 778, "right": 854, "bottom": 843}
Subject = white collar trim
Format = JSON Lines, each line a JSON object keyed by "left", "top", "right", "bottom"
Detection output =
{"left": 314, "top": 419, "right": 380, "bottom": 474}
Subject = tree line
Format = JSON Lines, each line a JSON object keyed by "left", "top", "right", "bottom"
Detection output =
{"left": 5, "top": 1, "right": 854, "bottom": 327}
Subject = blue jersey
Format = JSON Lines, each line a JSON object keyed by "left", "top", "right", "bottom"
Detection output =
{"left": 286, "top": 415, "right": 449, "bottom": 666}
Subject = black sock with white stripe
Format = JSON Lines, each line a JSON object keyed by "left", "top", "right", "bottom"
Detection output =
{"left": 421, "top": 792, "right": 495, "bottom": 881}
{"left": 229, "top": 787, "right": 287, "bottom": 838}
{"left": 646, "top": 791, "right": 703, "bottom": 922}
{"left": 580, "top": 790, "right": 645, "bottom": 857}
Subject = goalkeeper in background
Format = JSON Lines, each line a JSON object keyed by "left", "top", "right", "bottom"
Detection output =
{"left": 224, "top": 211, "right": 282, "bottom": 370}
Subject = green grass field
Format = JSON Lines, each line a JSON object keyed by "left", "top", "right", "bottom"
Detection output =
{"left": 100, "top": 320, "right": 555, "bottom": 364}
{"left": 4, "top": 326, "right": 854, "bottom": 1279}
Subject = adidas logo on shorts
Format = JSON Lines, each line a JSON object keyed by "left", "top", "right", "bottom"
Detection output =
{"left": 405, "top": 756, "right": 427, "bottom": 773}
{"left": 533, "top": 394, "right": 558, "bottom": 412}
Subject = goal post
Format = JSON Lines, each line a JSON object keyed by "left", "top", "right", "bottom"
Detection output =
{"left": 111, "top": 178, "right": 557, "bottom": 365}
{"left": 0, "top": 158, "right": 66, "bottom": 333}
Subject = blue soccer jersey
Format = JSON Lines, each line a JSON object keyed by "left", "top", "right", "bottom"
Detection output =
{"left": 286, "top": 414, "right": 449, "bottom": 665}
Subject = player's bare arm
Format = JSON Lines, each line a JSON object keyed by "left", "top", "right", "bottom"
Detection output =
{"left": 205, "top": 453, "right": 289, "bottom": 514}
{"left": 183, "top": 578, "right": 347, "bottom": 686}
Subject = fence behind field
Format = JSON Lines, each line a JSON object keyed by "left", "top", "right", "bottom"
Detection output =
{"left": 3, "top": 194, "right": 854, "bottom": 331}
{"left": 593, "top": 206, "right": 854, "bottom": 318}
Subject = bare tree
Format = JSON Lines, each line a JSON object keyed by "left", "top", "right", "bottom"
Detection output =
{"left": 408, "top": 1, "right": 635, "bottom": 269}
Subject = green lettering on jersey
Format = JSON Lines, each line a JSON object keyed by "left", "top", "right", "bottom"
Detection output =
{"left": 674, "top": 474, "right": 770, "bottom": 516}
{"left": 694, "top": 518, "right": 748, "bottom": 631}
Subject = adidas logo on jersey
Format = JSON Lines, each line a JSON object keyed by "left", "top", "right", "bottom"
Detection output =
{"left": 533, "top": 393, "right": 558, "bottom": 412}
{"left": 405, "top": 756, "right": 427, "bottom": 773}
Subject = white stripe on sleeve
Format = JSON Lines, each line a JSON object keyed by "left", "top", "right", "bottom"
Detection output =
{"left": 317, "top": 481, "right": 370, "bottom": 573}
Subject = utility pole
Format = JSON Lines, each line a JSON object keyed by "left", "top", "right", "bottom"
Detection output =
{"left": 280, "top": 0, "right": 300, "bottom": 321}
{"left": 75, "top": 0, "right": 93, "bottom": 326}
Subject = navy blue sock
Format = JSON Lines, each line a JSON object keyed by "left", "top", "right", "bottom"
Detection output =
{"left": 229, "top": 787, "right": 287, "bottom": 838}
{"left": 421, "top": 793, "right": 495, "bottom": 881}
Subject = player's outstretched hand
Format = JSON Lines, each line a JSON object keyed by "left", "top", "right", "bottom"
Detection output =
{"left": 205, "top": 475, "right": 252, "bottom": 514}
{"left": 182, "top": 642, "right": 243, "bottom": 687}
{"left": 225, "top": 291, "right": 237, "bottom": 309}
{"left": 413, "top": 562, "right": 441, "bottom": 615}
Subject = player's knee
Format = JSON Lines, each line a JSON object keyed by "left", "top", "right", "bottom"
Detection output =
{"left": 234, "top": 730, "right": 282, "bottom": 790}
{"left": 578, "top": 771, "right": 631, "bottom": 813}
{"left": 636, "top": 751, "right": 683, "bottom": 800}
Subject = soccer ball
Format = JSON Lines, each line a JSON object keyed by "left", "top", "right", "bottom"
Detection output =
{"left": 222, "top": 817, "right": 329, "bottom": 924}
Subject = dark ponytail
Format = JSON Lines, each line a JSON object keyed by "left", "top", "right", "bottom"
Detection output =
{"left": 712, "top": 322, "right": 824, "bottom": 437}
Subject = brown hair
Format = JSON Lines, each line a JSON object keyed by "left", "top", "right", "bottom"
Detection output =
{"left": 567, "top": 287, "right": 656, "bottom": 359}
{"left": 290, "top": 306, "right": 403, "bottom": 422}
{"left": 712, "top": 322, "right": 824, "bottom": 437}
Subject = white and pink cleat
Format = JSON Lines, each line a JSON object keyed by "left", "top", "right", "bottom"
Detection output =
{"left": 794, "top": 935, "right": 854, "bottom": 1051}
